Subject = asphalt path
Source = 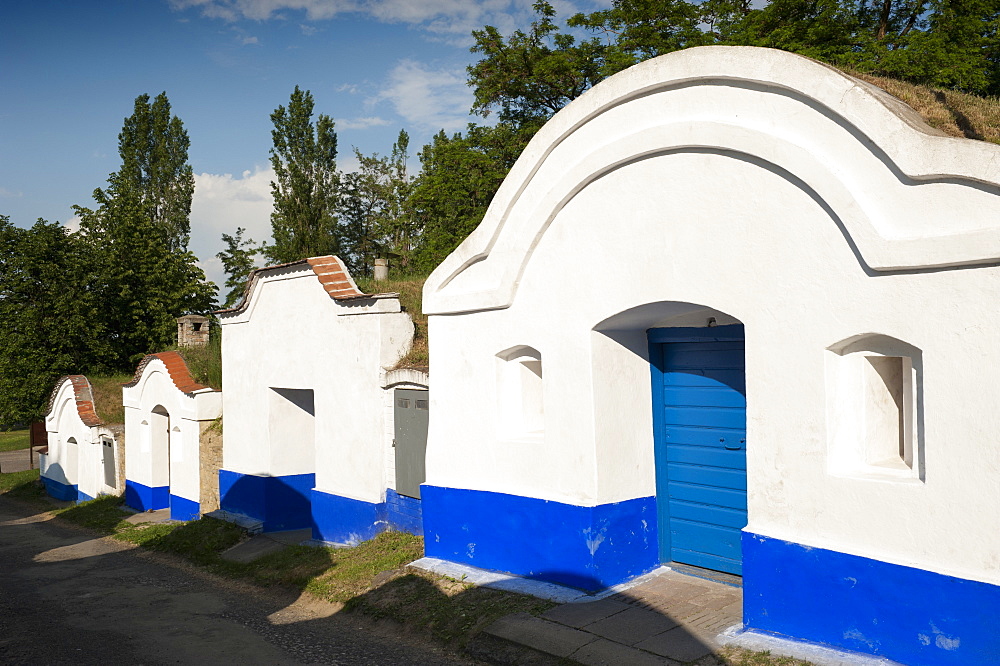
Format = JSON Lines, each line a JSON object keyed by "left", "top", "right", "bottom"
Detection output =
{"left": 0, "top": 495, "right": 478, "bottom": 665}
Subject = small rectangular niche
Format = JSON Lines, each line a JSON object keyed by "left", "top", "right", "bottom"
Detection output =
{"left": 496, "top": 346, "right": 545, "bottom": 441}
{"left": 826, "top": 335, "right": 923, "bottom": 482}
{"left": 268, "top": 388, "right": 316, "bottom": 474}
{"left": 862, "top": 356, "right": 912, "bottom": 471}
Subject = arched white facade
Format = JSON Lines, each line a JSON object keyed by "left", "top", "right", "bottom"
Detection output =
{"left": 122, "top": 352, "right": 221, "bottom": 520}
{"left": 41, "top": 376, "right": 123, "bottom": 502}
{"left": 217, "top": 256, "right": 417, "bottom": 542}
{"left": 422, "top": 47, "right": 1000, "bottom": 664}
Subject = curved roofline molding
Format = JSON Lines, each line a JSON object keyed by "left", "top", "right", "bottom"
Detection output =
{"left": 46, "top": 375, "right": 104, "bottom": 427}
{"left": 215, "top": 255, "right": 398, "bottom": 318}
{"left": 423, "top": 46, "right": 1000, "bottom": 315}
{"left": 124, "top": 351, "right": 216, "bottom": 395}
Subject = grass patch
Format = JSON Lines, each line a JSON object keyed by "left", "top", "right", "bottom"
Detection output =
{"left": 0, "top": 428, "right": 30, "bottom": 452}
{"left": 849, "top": 70, "right": 1000, "bottom": 145}
{"left": 0, "top": 469, "right": 42, "bottom": 498}
{"left": 717, "top": 646, "right": 813, "bottom": 665}
{"left": 345, "top": 569, "right": 555, "bottom": 647}
{"left": 168, "top": 335, "right": 223, "bottom": 390}
{"left": 303, "top": 531, "right": 424, "bottom": 601}
{"left": 357, "top": 273, "right": 429, "bottom": 371}
{"left": 88, "top": 374, "right": 132, "bottom": 425}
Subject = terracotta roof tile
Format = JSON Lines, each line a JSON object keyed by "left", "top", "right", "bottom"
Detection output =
{"left": 214, "top": 255, "right": 398, "bottom": 316}
{"left": 46, "top": 375, "right": 104, "bottom": 427}
{"left": 306, "top": 256, "right": 370, "bottom": 300}
{"left": 123, "top": 351, "right": 215, "bottom": 395}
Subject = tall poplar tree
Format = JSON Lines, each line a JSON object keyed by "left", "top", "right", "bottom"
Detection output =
{"left": 267, "top": 86, "right": 341, "bottom": 264}
{"left": 74, "top": 92, "right": 216, "bottom": 368}
{"left": 95, "top": 92, "right": 195, "bottom": 250}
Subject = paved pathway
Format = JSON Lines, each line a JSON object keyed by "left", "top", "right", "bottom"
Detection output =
{"left": 0, "top": 495, "right": 476, "bottom": 665}
{"left": 0, "top": 447, "right": 41, "bottom": 474}
{"left": 477, "top": 569, "right": 742, "bottom": 665}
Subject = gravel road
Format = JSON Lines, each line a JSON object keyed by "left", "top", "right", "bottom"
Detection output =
{"left": 0, "top": 495, "right": 479, "bottom": 665}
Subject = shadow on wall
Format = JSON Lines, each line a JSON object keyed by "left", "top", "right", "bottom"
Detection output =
{"left": 219, "top": 472, "right": 424, "bottom": 539}
{"left": 218, "top": 471, "right": 316, "bottom": 532}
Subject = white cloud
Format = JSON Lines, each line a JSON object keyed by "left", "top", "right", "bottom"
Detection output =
{"left": 189, "top": 167, "right": 274, "bottom": 290}
{"left": 0, "top": 186, "right": 23, "bottom": 198}
{"left": 373, "top": 59, "right": 472, "bottom": 132}
{"left": 337, "top": 116, "right": 390, "bottom": 130}
{"left": 242, "top": 35, "right": 259, "bottom": 44}
{"left": 167, "top": 0, "right": 552, "bottom": 37}
{"left": 63, "top": 215, "right": 81, "bottom": 233}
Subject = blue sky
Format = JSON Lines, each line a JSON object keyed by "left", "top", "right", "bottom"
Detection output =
{"left": 1, "top": 0, "right": 599, "bottom": 291}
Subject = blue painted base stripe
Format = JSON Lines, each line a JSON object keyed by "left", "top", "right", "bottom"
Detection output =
{"left": 385, "top": 488, "right": 423, "bottom": 536}
{"left": 42, "top": 477, "right": 79, "bottom": 502}
{"left": 422, "top": 485, "right": 657, "bottom": 591}
{"left": 76, "top": 490, "right": 95, "bottom": 503}
{"left": 311, "top": 489, "right": 385, "bottom": 544}
{"left": 744, "top": 533, "right": 1000, "bottom": 665}
{"left": 218, "top": 470, "right": 315, "bottom": 532}
{"left": 170, "top": 494, "right": 200, "bottom": 521}
{"left": 124, "top": 480, "right": 169, "bottom": 512}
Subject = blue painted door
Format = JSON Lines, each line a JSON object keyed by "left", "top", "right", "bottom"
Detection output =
{"left": 649, "top": 326, "right": 747, "bottom": 575}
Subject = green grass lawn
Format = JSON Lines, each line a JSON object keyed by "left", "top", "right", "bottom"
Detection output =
{"left": 0, "top": 429, "right": 30, "bottom": 452}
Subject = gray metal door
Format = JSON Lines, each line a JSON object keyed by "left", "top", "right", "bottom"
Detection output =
{"left": 394, "top": 388, "right": 428, "bottom": 499}
{"left": 102, "top": 437, "right": 116, "bottom": 488}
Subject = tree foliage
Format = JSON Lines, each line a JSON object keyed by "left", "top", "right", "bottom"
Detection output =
{"left": 469, "top": 1, "right": 606, "bottom": 129}
{"left": 408, "top": 123, "right": 529, "bottom": 272}
{"left": 217, "top": 227, "right": 262, "bottom": 307}
{"left": 93, "top": 93, "right": 196, "bottom": 251}
{"left": 0, "top": 217, "right": 111, "bottom": 423}
{"left": 267, "top": 86, "right": 341, "bottom": 264}
{"left": 468, "top": 0, "right": 1000, "bottom": 130}
{"left": 73, "top": 92, "right": 216, "bottom": 368}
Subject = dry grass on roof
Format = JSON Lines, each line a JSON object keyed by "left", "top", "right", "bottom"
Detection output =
{"left": 169, "top": 340, "right": 223, "bottom": 391}
{"left": 88, "top": 374, "right": 131, "bottom": 426}
{"left": 356, "top": 274, "right": 429, "bottom": 372}
{"left": 848, "top": 70, "right": 1000, "bottom": 144}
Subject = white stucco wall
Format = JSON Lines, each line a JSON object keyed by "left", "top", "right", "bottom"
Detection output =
{"left": 123, "top": 358, "right": 221, "bottom": 504}
{"left": 43, "top": 377, "right": 120, "bottom": 499}
{"left": 423, "top": 46, "right": 1000, "bottom": 588}
{"left": 220, "top": 263, "right": 414, "bottom": 505}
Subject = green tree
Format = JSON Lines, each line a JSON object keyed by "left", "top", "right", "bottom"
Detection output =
{"left": 408, "top": 123, "right": 528, "bottom": 272}
{"left": 267, "top": 86, "right": 341, "bottom": 264}
{"left": 74, "top": 93, "right": 216, "bottom": 368}
{"left": 468, "top": 0, "right": 1000, "bottom": 126}
{"left": 469, "top": 1, "right": 606, "bottom": 129}
{"left": 339, "top": 130, "right": 415, "bottom": 275}
{"left": 216, "top": 227, "right": 262, "bottom": 307}
{"left": 0, "top": 217, "right": 111, "bottom": 423}
{"left": 95, "top": 92, "right": 195, "bottom": 251}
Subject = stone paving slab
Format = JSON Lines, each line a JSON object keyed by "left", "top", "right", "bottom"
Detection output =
{"left": 634, "top": 625, "right": 719, "bottom": 662}
{"left": 481, "top": 568, "right": 743, "bottom": 665}
{"left": 221, "top": 534, "right": 289, "bottom": 563}
{"left": 582, "top": 606, "right": 681, "bottom": 646}
{"left": 484, "top": 613, "right": 597, "bottom": 658}
{"left": 124, "top": 508, "right": 172, "bottom": 524}
{"left": 540, "top": 598, "right": 631, "bottom": 628}
{"left": 568, "top": 638, "right": 680, "bottom": 666}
